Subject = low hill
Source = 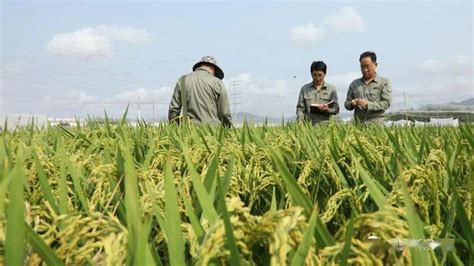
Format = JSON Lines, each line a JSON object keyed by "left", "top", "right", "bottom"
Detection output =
{"left": 417, "top": 98, "right": 474, "bottom": 111}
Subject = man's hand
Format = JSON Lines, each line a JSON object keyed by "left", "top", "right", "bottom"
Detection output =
{"left": 356, "top": 98, "right": 368, "bottom": 109}
{"left": 319, "top": 103, "right": 330, "bottom": 111}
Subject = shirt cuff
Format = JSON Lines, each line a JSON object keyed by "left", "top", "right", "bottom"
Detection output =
{"left": 367, "top": 101, "right": 374, "bottom": 111}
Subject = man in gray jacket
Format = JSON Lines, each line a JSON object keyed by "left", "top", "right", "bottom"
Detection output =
{"left": 344, "top": 51, "right": 392, "bottom": 124}
{"left": 168, "top": 56, "right": 232, "bottom": 127}
{"left": 296, "top": 61, "right": 339, "bottom": 125}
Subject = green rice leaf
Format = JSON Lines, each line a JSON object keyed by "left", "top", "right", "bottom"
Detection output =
{"left": 163, "top": 155, "right": 186, "bottom": 266}
{"left": 291, "top": 208, "right": 317, "bottom": 266}
{"left": 352, "top": 156, "right": 387, "bottom": 210}
{"left": 217, "top": 178, "right": 241, "bottom": 266}
{"left": 5, "top": 147, "right": 26, "bottom": 266}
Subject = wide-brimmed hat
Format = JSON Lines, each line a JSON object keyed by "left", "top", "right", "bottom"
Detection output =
{"left": 192, "top": 56, "right": 224, "bottom": 80}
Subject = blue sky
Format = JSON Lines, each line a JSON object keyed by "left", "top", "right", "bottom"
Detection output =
{"left": 1, "top": 0, "right": 472, "bottom": 120}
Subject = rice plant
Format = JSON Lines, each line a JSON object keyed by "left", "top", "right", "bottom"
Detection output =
{"left": 0, "top": 120, "right": 472, "bottom": 265}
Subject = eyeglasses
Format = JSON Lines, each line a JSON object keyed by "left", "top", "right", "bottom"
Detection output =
{"left": 360, "top": 63, "right": 376, "bottom": 70}
{"left": 311, "top": 73, "right": 325, "bottom": 78}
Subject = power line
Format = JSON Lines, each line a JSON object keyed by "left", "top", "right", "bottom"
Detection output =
{"left": 1, "top": 59, "right": 168, "bottom": 87}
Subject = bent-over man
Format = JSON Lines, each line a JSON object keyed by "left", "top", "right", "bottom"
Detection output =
{"left": 168, "top": 56, "right": 232, "bottom": 127}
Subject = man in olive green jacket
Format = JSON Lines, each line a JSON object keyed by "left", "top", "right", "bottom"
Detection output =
{"left": 344, "top": 51, "right": 392, "bottom": 124}
{"left": 168, "top": 56, "right": 232, "bottom": 127}
{"left": 296, "top": 61, "right": 339, "bottom": 125}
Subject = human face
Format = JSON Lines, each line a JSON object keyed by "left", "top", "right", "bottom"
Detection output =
{"left": 311, "top": 70, "right": 325, "bottom": 86}
{"left": 360, "top": 57, "right": 377, "bottom": 80}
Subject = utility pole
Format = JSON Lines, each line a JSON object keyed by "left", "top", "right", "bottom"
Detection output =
{"left": 230, "top": 80, "right": 241, "bottom": 119}
{"left": 137, "top": 97, "right": 141, "bottom": 121}
{"left": 404, "top": 90, "right": 407, "bottom": 121}
{"left": 152, "top": 101, "right": 155, "bottom": 122}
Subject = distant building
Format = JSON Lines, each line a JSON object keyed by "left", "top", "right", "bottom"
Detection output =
{"left": 385, "top": 117, "right": 459, "bottom": 127}
{"left": 385, "top": 120, "right": 413, "bottom": 127}
{"left": 48, "top": 117, "right": 85, "bottom": 127}
{"left": 429, "top": 118, "right": 459, "bottom": 127}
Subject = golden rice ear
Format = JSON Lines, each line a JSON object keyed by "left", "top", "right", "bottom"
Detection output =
{"left": 169, "top": 115, "right": 184, "bottom": 125}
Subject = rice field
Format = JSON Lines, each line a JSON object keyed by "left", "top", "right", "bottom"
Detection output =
{"left": 0, "top": 119, "right": 472, "bottom": 265}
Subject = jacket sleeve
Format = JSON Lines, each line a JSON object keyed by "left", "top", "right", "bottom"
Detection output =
{"left": 344, "top": 83, "right": 355, "bottom": 111}
{"left": 328, "top": 89, "right": 339, "bottom": 115}
{"left": 296, "top": 89, "right": 306, "bottom": 122}
{"left": 217, "top": 82, "right": 233, "bottom": 127}
{"left": 168, "top": 81, "right": 181, "bottom": 121}
{"left": 367, "top": 79, "right": 392, "bottom": 111}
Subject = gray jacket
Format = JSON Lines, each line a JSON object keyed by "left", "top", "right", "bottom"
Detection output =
{"left": 296, "top": 82, "right": 339, "bottom": 124}
{"left": 168, "top": 67, "right": 232, "bottom": 126}
{"left": 344, "top": 75, "right": 392, "bottom": 123}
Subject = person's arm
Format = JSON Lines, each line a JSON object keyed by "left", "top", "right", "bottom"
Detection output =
{"left": 168, "top": 81, "right": 181, "bottom": 121}
{"left": 296, "top": 90, "right": 306, "bottom": 122}
{"left": 217, "top": 82, "right": 232, "bottom": 127}
{"left": 344, "top": 83, "right": 355, "bottom": 111}
{"left": 367, "top": 80, "right": 392, "bottom": 111}
{"left": 328, "top": 90, "right": 339, "bottom": 115}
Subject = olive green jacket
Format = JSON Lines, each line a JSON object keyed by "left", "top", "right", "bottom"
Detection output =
{"left": 168, "top": 67, "right": 232, "bottom": 126}
{"left": 296, "top": 82, "right": 339, "bottom": 125}
{"left": 344, "top": 74, "right": 392, "bottom": 123}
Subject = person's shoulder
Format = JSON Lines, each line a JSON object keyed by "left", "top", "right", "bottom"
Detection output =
{"left": 375, "top": 75, "right": 390, "bottom": 83}
{"left": 208, "top": 76, "right": 225, "bottom": 92}
{"left": 324, "top": 82, "right": 337, "bottom": 92}
{"left": 194, "top": 69, "right": 222, "bottom": 83}
{"left": 182, "top": 71, "right": 195, "bottom": 80}
{"left": 216, "top": 78, "right": 226, "bottom": 88}
{"left": 349, "top": 77, "right": 362, "bottom": 87}
{"left": 300, "top": 82, "right": 313, "bottom": 92}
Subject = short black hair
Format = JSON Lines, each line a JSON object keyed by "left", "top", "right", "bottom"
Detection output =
{"left": 310, "top": 61, "right": 327, "bottom": 74}
{"left": 359, "top": 51, "right": 377, "bottom": 63}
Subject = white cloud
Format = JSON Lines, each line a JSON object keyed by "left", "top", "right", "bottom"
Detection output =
{"left": 289, "top": 6, "right": 366, "bottom": 47}
{"left": 93, "top": 25, "right": 151, "bottom": 44}
{"left": 109, "top": 87, "right": 173, "bottom": 103}
{"left": 46, "top": 25, "right": 152, "bottom": 59}
{"left": 416, "top": 55, "right": 473, "bottom": 89}
{"left": 42, "top": 90, "right": 100, "bottom": 105}
{"left": 391, "top": 82, "right": 472, "bottom": 109}
{"left": 225, "top": 73, "right": 295, "bottom": 116}
{"left": 419, "top": 59, "right": 440, "bottom": 73}
{"left": 33, "top": 87, "right": 174, "bottom": 119}
{"left": 77, "top": 91, "right": 100, "bottom": 104}
{"left": 46, "top": 28, "right": 113, "bottom": 58}
{"left": 40, "top": 87, "right": 173, "bottom": 107}
{"left": 324, "top": 7, "right": 366, "bottom": 33}
{"left": 326, "top": 72, "right": 360, "bottom": 90}
{"left": 227, "top": 73, "right": 292, "bottom": 97}
{"left": 230, "top": 73, "right": 251, "bottom": 83}
{"left": 393, "top": 55, "right": 473, "bottom": 109}
{"left": 289, "top": 23, "right": 325, "bottom": 46}
{"left": 419, "top": 55, "right": 472, "bottom": 76}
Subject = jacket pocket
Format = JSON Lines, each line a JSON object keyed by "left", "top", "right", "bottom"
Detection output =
{"left": 368, "top": 90, "right": 380, "bottom": 101}
{"left": 319, "top": 94, "right": 332, "bottom": 102}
